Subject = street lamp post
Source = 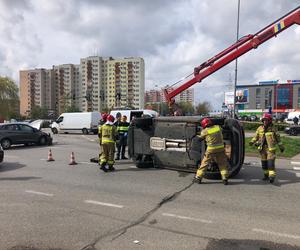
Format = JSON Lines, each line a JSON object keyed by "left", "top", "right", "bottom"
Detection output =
{"left": 233, "top": 0, "right": 241, "bottom": 119}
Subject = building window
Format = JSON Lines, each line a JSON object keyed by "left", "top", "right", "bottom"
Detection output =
{"left": 256, "top": 100, "right": 261, "bottom": 109}
{"left": 256, "top": 88, "right": 261, "bottom": 98}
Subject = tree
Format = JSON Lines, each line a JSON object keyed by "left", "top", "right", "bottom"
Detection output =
{"left": 31, "top": 106, "right": 48, "bottom": 119}
{"left": 0, "top": 76, "right": 19, "bottom": 120}
{"left": 195, "top": 101, "right": 212, "bottom": 115}
{"left": 177, "top": 102, "right": 195, "bottom": 115}
{"left": 65, "top": 104, "right": 81, "bottom": 113}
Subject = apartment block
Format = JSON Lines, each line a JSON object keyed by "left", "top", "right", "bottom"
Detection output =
{"left": 53, "top": 64, "right": 80, "bottom": 114}
{"left": 145, "top": 87, "right": 194, "bottom": 105}
{"left": 20, "top": 69, "right": 55, "bottom": 117}
{"left": 20, "top": 56, "right": 145, "bottom": 116}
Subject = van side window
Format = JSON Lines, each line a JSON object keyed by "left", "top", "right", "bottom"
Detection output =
{"left": 56, "top": 116, "right": 64, "bottom": 123}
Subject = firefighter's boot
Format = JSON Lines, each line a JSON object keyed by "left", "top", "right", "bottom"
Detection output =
{"left": 269, "top": 176, "right": 275, "bottom": 184}
{"left": 222, "top": 179, "right": 229, "bottom": 185}
{"left": 99, "top": 162, "right": 108, "bottom": 172}
{"left": 193, "top": 176, "right": 202, "bottom": 184}
{"left": 108, "top": 165, "right": 115, "bottom": 171}
{"left": 262, "top": 174, "right": 269, "bottom": 181}
{"left": 261, "top": 160, "right": 269, "bottom": 181}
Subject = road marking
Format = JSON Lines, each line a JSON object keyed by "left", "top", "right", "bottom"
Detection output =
{"left": 252, "top": 228, "right": 300, "bottom": 240}
{"left": 81, "top": 135, "right": 96, "bottom": 142}
{"left": 250, "top": 179, "right": 260, "bottom": 181}
{"left": 84, "top": 200, "right": 124, "bottom": 208}
{"left": 296, "top": 173, "right": 300, "bottom": 178}
{"left": 25, "top": 190, "right": 54, "bottom": 197}
{"left": 79, "top": 161, "right": 96, "bottom": 165}
{"left": 291, "top": 161, "right": 300, "bottom": 165}
{"left": 3, "top": 155, "right": 19, "bottom": 159}
{"left": 162, "top": 213, "right": 212, "bottom": 224}
{"left": 293, "top": 167, "right": 300, "bottom": 171}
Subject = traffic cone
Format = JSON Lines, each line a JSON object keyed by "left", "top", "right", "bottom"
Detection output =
{"left": 69, "top": 152, "right": 77, "bottom": 165}
{"left": 47, "top": 149, "right": 55, "bottom": 162}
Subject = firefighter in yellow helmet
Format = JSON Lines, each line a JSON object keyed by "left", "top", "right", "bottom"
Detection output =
{"left": 194, "top": 118, "right": 229, "bottom": 185}
{"left": 99, "top": 114, "right": 118, "bottom": 172}
{"left": 249, "top": 113, "right": 284, "bottom": 183}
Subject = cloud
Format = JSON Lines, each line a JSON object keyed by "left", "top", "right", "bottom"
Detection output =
{"left": 0, "top": 0, "right": 299, "bottom": 108}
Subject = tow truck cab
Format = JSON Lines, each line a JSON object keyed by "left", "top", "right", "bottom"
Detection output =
{"left": 128, "top": 116, "right": 245, "bottom": 179}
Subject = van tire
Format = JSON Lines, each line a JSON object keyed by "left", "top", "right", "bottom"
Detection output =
{"left": 82, "top": 128, "right": 89, "bottom": 134}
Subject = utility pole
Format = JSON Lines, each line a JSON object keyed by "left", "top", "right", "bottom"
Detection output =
{"left": 233, "top": 0, "right": 241, "bottom": 118}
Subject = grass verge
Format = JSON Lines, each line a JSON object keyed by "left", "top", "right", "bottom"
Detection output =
{"left": 245, "top": 137, "right": 300, "bottom": 158}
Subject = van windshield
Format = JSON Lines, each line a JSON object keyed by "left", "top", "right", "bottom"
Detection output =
{"left": 56, "top": 116, "right": 64, "bottom": 123}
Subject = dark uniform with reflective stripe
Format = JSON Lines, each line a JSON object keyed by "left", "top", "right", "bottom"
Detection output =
{"left": 196, "top": 125, "right": 229, "bottom": 180}
{"left": 115, "top": 121, "right": 130, "bottom": 159}
{"left": 250, "top": 124, "right": 283, "bottom": 179}
{"left": 99, "top": 124, "right": 117, "bottom": 167}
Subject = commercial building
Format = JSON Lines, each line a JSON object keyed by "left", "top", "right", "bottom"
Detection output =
{"left": 224, "top": 80, "right": 300, "bottom": 115}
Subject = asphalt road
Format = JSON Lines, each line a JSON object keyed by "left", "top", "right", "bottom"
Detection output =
{"left": 0, "top": 133, "right": 300, "bottom": 250}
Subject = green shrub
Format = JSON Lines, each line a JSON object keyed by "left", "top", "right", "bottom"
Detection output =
{"left": 240, "top": 121, "right": 289, "bottom": 131}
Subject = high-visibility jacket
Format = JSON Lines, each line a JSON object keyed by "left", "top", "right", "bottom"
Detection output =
{"left": 251, "top": 125, "right": 282, "bottom": 152}
{"left": 198, "top": 125, "right": 225, "bottom": 153}
{"left": 99, "top": 124, "right": 117, "bottom": 144}
{"left": 116, "top": 121, "right": 130, "bottom": 136}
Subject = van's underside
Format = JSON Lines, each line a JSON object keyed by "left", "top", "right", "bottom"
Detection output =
{"left": 128, "top": 116, "right": 245, "bottom": 179}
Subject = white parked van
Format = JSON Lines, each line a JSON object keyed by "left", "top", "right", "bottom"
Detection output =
{"left": 51, "top": 112, "right": 101, "bottom": 134}
{"left": 110, "top": 109, "right": 159, "bottom": 122}
{"left": 285, "top": 112, "right": 300, "bottom": 125}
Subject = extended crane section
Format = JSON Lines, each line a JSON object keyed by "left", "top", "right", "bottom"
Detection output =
{"left": 165, "top": 6, "right": 300, "bottom": 105}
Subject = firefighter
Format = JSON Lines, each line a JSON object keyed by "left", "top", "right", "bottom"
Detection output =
{"left": 194, "top": 118, "right": 229, "bottom": 185}
{"left": 115, "top": 115, "right": 130, "bottom": 160}
{"left": 99, "top": 114, "right": 117, "bottom": 172}
{"left": 98, "top": 113, "right": 108, "bottom": 161}
{"left": 249, "top": 113, "right": 284, "bottom": 183}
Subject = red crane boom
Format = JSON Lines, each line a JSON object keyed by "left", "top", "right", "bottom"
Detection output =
{"left": 164, "top": 6, "right": 300, "bottom": 111}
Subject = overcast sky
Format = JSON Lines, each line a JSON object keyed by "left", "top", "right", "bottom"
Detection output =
{"left": 0, "top": 0, "right": 299, "bottom": 108}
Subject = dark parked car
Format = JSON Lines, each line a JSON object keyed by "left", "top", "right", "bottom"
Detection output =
{"left": 0, "top": 123, "right": 53, "bottom": 149}
{"left": 0, "top": 144, "right": 3, "bottom": 162}
{"left": 284, "top": 125, "right": 300, "bottom": 136}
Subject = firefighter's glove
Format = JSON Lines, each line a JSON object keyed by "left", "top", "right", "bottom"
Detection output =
{"left": 249, "top": 141, "right": 254, "bottom": 146}
{"left": 279, "top": 145, "right": 285, "bottom": 153}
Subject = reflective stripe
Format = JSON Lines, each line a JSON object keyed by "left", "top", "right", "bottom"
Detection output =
{"left": 269, "top": 170, "right": 276, "bottom": 177}
{"left": 118, "top": 126, "right": 129, "bottom": 131}
{"left": 265, "top": 132, "right": 273, "bottom": 136}
{"left": 268, "top": 147, "right": 276, "bottom": 152}
{"left": 207, "top": 126, "right": 220, "bottom": 135}
{"left": 102, "top": 139, "right": 114, "bottom": 143}
{"left": 207, "top": 144, "right": 224, "bottom": 150}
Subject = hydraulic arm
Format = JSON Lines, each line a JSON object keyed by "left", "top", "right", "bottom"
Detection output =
{"left": 164, "top": 6, "right": 300, "bottom": 111}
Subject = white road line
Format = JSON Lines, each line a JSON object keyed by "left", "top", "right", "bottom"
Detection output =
{"left": 162, "top": 213, "right": 212, "bottom": 224}
{"left": 3, "top": 155, "right": 19, "bottom": 159}
{"left": 84, "top": 200, "right": 124, "bottom": 208}
{"left": 291, "top": 161, "right": 300, "bottom": 165}
{"left": 252, "top": 228, "right": 300, "bottom": 240}
{"left": 25, "top": 190, "right": 54, "bottom": 197}
{"left": 79, "top": 161, "right": 96, "bottom": 165}
{"left": 250, "top": 179, "right": 260, "bottom": 181}
{"left": 81, "top": 135, "right": 96, "bottom": 142}
{"left": 293, "top": 167, "right": 300, "bottom": 171}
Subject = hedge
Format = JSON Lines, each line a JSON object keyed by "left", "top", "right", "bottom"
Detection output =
{"left": 240, "top": 121, "right": 289, "bottom": 131}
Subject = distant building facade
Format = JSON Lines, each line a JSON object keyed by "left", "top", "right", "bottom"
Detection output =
{"left": 145, "top": 87, "right": 194, "bottom": 105}
{"left": 233, "top": 80, "right": 300, "bottom": 113}
{"left": 19, "top": 56, "right": 145, "bottom": 117}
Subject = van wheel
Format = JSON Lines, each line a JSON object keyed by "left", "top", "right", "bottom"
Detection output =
{"left": 82, "top": 128, "right": 89, "bottom": 134}
{"left": 52, "top": 128, "right": 58, "bottom": 134}
{"left": 290, "top": 129, "right": 297, "bottom": 136}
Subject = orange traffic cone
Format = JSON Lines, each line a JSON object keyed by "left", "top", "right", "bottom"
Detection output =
{"left": 47, "top": 149, "right": 55, "bottom": 162}
{"left": 69, "top": 152, "right": 77, "bottom": 165}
